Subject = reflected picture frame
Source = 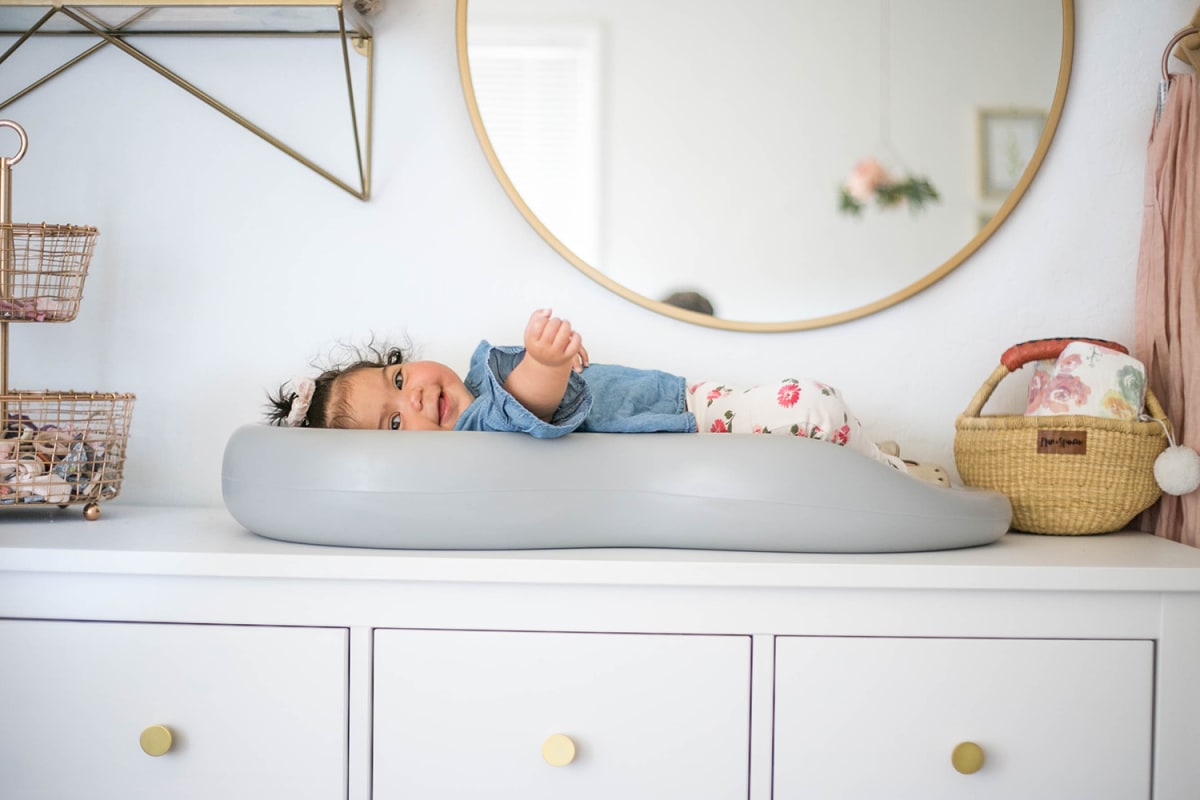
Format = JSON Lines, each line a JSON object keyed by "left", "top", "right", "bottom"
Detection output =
{"left": 978, "top": 108, "right": 1048, "bottom": 199}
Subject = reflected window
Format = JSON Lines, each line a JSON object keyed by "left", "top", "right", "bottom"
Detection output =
{"left": 470, "top": 25, "right": 602, "bottom": 264}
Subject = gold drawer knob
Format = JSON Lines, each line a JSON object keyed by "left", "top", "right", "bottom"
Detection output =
{"left": 140, "top": 725, "right": 174, "bottom": 757}
{"left": 951, "top": 741, "right": 985, "bottom": 774}
{"left": 541, "top": 733, "right": 577, "bottom": 767}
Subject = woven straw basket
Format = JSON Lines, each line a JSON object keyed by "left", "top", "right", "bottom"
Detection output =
{"left": 954, "top": 338, "right": 1169, "bottom": 535}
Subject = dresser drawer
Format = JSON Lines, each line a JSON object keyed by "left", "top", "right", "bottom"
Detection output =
{"left": 373, "top": 628, "right": 751, "bottom": 799}
{"left": 773, "top": 636, "right": 1153, "bottom": 800}
{"left": 0, "top": 619, "right": 348, "bottom": 800}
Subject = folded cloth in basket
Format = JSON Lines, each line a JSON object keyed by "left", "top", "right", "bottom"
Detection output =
{"left": 1025, "top": 340, "right": 1147, "bottom": 419}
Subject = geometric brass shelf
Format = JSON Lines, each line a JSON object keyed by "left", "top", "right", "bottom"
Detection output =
{"left": 0, "top": 0, "right": 373, "bottom": 199}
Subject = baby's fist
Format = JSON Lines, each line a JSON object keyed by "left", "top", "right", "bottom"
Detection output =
{"left": 524, "top": 308, "right": 584, "bottom": 369}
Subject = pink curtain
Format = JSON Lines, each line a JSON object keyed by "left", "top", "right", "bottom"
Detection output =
{"left": 1135, "top": 72, "right": 1200, "bottom": 547}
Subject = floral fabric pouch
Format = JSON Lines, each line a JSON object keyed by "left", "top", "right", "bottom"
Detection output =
{"left": 1025, "top": 341, "right": 1147, "bottom": 419}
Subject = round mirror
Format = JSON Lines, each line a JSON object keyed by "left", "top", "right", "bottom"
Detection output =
{"left": 457, "top": 0, "right": 1074, "bottom": 331}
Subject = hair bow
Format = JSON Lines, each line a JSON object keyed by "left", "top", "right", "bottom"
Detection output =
{"left": 286, "top": 378, "right": 316, "bottom": 427}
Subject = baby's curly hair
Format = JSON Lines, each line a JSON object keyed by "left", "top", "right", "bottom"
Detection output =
{"left": 266, "top": 339, "right": 409, "bottom": 429}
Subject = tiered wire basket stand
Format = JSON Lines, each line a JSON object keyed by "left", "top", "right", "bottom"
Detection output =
{"left": 0, "top": 120, "right": 134, "bottom": 519}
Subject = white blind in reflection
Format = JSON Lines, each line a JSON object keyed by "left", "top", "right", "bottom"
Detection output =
{"left": 470, "top": 26, "right": 601, "bottom": 265}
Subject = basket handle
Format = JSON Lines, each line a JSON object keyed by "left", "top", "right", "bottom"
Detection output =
{"left": 1144, "top": 385, "right": 1168, "bottom": 423}
{"left": 999, "top": 337, "right": 1128, "bottom": 371}
{"left": 0, "top": 120, "right": 28, "bottom": 166}
{"left": 963, "top": 337, "right": 1131, "bottom": 418}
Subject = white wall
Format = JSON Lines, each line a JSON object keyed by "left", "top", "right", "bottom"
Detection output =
{"left": 0, "top": 0, "right": 1192, "bottom": 507}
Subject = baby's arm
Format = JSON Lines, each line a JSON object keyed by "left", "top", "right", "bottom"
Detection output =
{"left": 504, "top": 309, "right": 585, "bottom": 421}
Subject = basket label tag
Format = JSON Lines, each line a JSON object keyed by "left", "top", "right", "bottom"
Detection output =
{"left": 1037, "top": 430, "right": 1088, "bottom": 455}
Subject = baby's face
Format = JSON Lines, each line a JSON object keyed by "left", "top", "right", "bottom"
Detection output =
{"left": 339, "top": 361, "right": 474, "bottom": 431}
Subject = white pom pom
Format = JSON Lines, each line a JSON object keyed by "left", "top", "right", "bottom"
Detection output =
{"left": 1154, "top": 445, "right": 1200, "bottom": 495}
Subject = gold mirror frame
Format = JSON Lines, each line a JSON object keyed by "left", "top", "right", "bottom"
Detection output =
{"left": 456, "top": 0, "right": 1075, "bottom": 332}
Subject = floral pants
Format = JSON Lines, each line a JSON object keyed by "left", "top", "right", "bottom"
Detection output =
{"left": 685, "top": 378, "right": 904, "bottom": 471}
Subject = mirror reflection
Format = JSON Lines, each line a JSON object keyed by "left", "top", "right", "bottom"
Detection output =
{"left": 459, "top": 0, "right": 1072, "bottom": 330}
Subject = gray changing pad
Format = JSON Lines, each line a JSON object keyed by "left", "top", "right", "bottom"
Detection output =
{"left": 221, "top": 425, "right": 1011, "bottom": 552}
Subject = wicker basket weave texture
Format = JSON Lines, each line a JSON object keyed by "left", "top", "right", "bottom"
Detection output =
{"left": 954, "top": 343, "right": 1169, "bottom": 535}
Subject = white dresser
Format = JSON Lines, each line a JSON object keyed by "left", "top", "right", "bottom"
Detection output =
{"left": 1, "top": 505, "right": 1198, "bottom": 799}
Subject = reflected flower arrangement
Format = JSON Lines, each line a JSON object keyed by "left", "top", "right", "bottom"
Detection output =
{"left": 838, "top": 157, "right": 940, "bottom": 216}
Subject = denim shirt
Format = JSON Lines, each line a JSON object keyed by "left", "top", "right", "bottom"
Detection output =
{"left": 453, "top": 341, "right": 697, "bottom": 438}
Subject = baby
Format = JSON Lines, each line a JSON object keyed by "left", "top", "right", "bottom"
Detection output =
{"left": 267, "top": 309, "right": 947, "bottom": 483}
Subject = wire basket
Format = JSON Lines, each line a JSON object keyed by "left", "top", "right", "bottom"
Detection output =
{"left": 0, "top": 391, "right": 135, "bottom": 518}
{"left": 0, "top": 223, "right": 98, "bottom": 322}
{"left": 954, "top": 338, "right": 1168, "bottom": 535}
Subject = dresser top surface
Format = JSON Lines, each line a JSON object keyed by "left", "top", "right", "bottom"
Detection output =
{"left": 0, "top": 504, "right": 1198, "bottom": 592}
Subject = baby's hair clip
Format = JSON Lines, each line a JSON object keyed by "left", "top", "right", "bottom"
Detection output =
{"left": 286, "top": 378, "right": 316, "bottom": 427}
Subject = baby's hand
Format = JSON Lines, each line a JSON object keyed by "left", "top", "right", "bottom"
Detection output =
{"left": 525, "top": 309, "right": 585, "bottom": 371}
